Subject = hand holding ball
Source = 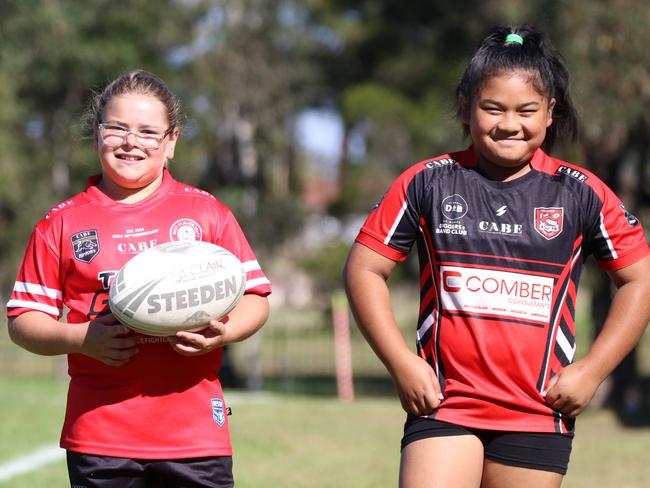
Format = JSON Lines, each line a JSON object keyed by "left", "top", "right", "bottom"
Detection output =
{"left": 109, "top": 241, "right": 246, "bottom": 336}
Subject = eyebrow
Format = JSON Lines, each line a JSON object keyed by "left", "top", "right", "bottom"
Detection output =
{"left": 479, "top": 99, "right": 542, "bottom": 108}
{"left": 102, "top": 120, "right": 165, "bottom": 130}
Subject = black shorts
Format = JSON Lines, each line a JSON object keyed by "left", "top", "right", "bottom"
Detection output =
{"left": 66, "top": 451, "right": 233, "bottom": 488}
{"left": 402, "top": 416, "right": 573, "bottom": 475}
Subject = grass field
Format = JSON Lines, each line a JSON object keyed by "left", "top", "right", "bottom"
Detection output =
{"left": 2, "top": 284, "right": 649, "bottom": 486}
{"left": 1, "top": 376, "right": 650, "bottom": 487}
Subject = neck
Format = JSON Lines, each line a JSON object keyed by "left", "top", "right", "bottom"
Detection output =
{"left": 98, "top": 174, "right": 164, "bottom": 204}
{"left": 476, "top": 158, "right": 531, "bottom": 182}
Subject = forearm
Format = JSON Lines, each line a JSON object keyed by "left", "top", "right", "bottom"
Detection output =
{"left": 221, "top": 294, "right": 269, "bottom": 345}
{"left": 344, "top": 244, "right": 444, "bottom": 414}
{"left": 8, "top": 311, "right": 85, "bottom": 356}
{"left": 344, "top": 247, "right": 413, "bottom": 373}
{"left": 581, "top": 274, "right": 650, "bottom": 382}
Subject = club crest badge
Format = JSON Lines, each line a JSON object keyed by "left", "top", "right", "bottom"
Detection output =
{"left": 71, "top": 230, "right": 100, "bottom": 263}
{"left": 170, "top": 218, "right": 203, "bottom": 241}
{"left": 534, "top": 207, "right": 564, "bottom": 240}
{"left": 211, "top": 398, "right": 226, "bottom": 426}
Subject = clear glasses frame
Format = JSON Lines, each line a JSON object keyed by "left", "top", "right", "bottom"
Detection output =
{"left": 98, "top": 123, "right": 174, "bottom": 150}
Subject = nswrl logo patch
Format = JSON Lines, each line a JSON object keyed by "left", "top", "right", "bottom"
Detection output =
{"left": 211, "top": 398, "right": 226, "bottom": 426}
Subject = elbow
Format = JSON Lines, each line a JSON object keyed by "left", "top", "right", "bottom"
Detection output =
{"left": 259, "top": 296, "right": 270, "bottom": 324}
{"left": 342, "top": 256, "right": 351, "bottom": 286}
{"left": 7, "top": 317, "right": 24, "bottom": 347}
{"left": 342, "top": 254, "right": 356, "bottom": 297}
{"left": 244, "top": 294, "right": 270, "bottom": 327}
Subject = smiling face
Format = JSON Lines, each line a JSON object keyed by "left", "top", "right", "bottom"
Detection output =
{"left": 462, "top": 71, "right": 555, "bottom": 181}
{"left": 96, "top": 93, "right": 179, "bottom": 202}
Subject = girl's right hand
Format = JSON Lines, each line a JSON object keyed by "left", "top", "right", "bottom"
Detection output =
{"left": 390, "top": 352, "right": 444, "bottom": 416}
{"left": 80, "top": 314, "right": 140, "bottom": 367}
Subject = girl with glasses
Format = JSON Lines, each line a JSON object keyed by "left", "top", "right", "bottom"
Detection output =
{"left": 7, "top": 70, "right": 271, "bottom": 487}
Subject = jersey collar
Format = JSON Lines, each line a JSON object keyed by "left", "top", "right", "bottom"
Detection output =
{"left": 459, "top": 145, "right": 547, "bottom": 170}
{"left": 84, "top": 168, "right": 175, "bottom": 211}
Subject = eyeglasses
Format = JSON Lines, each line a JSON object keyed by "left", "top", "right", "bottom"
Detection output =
{"left": 98, "top": 123, "right": 174, "bottom": 150}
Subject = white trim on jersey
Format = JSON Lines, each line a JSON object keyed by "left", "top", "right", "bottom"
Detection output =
{"left": 417, "top": 223, "right": 441, "bottom": 378}
{"left": 543, "top": 285, "right": 569, "bottom": 396}
{"left": 6, "top": 299, "right": 61, "bottom": 316}
{"left": 417, "top": 314, "right": 434, "bottom": 342}
{"left": 599, "top": 212, "right": 618, "bottom": 259}
{"left": 13, "top": 282, "right": 62, "bottom": 300}
{"left": 245, "top": 277, "right": 271, "bottom": 290}
{"left": 384, "top": 201, "right": 408, "bottom": 245}
{"left": 555, "top": 329, "right": 576, "bottom": 363}
{"left": 242, "top": 260, "right": 262, "bottom": 272}
{"left": 539, "top": 247, "right": 582, "bottom": 394}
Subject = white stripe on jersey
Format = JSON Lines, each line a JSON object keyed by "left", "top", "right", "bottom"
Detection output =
{"left": 6, "top": 299, "right": 61, "bottom": 316}
{"left": 384, "top": 201, "right": 408, "bottom": 245}
{"left": 599, "top": 212, "right": 618, "bottom": 259}
{"left": 242, "top": 260, "right": 262, "bottom": 272}
{"left": 556, "top": 329, "right": 576, "bottom": 363}
{"left": 13, "top": 282, "right": 62, "bottom": 300}
{"left": 245, "top": 277, "right": 271, "bottom": 290}
{"left": 539, "top": 247, "right": 582, "bottom": 394}
{"left": 417, "top": 314, "right": 434, "bottom": 342}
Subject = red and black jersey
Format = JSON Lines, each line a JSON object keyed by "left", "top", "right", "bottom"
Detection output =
{"left": 357, "top": 146, "right": 649, "bottom": 434}
{"left": 6, "top": 169, "right": 271, "bottom": 458}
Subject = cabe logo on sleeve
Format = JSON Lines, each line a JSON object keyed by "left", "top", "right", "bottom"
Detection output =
{"left": 441, "top": 266, "right": 554, "bottom": 324}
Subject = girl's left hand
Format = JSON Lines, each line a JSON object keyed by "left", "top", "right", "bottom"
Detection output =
{"left": 169, "top": 317, "right": 229, "bottom": 356}
{"left": 542, "top": 359, "right": 602, "bottom": 417}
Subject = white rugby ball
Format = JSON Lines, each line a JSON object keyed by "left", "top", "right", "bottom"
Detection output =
{"left": 109, "top": 241, "right": 246, "bottom": 336}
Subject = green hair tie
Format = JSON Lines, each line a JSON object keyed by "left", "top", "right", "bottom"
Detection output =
{"left": 505, "top": 33, "right": 524, "bottom": 45}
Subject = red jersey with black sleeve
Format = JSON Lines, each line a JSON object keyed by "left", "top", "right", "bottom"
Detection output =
{"left": 356, "top": 146, "right": 649, "bottom": 434}
{"left": 6, "top": 169, "right": 271, "bottom": 458}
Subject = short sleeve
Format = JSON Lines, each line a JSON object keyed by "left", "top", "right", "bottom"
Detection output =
{"left": 215, "top": 211, "right": 271, "bottom": 296}
{"left": 356, "top": 163, "right": 431, "bottom": 262}
{"left": 583, "top": 179, "right": 650, "bottom": 271}
{"left": 6, "top": 226, "right": 64, "bottom": 318}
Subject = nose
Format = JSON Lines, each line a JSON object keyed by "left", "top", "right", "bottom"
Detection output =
{"left": 495, "top": 112, "right": 520, "bottom": 134}
{"left": 123, "top": 131, "right": 139, "bottom": 147}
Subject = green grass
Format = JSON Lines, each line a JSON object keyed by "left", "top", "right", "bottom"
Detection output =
{"left": 0, "top": 377, "right": 67, "bottom": 460}
{"left": 1, "top": 376, "right": 650, "bottom": 487}
{"left": 567, "top": 410, "right": 650, "bottom": 488}
{"left": 0, "top": 376, "right": 68, "bottom": 488}
{"left": 229, "top": 393, "right": 402, "bottom": 488}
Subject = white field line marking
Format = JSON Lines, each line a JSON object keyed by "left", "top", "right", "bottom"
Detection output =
{"left": 0, "top": 444, "right": 64, "bottom": 482}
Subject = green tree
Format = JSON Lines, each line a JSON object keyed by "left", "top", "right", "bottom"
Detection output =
{"left": 0, "top": 0, "right": 204, "bottom": 291}
{"left": 176, "top": 0, "right": 322, "bottom": 250}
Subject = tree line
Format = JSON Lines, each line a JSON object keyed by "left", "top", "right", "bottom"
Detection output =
{"left": 1, "top": 0, "right": 649, "bottom": 412}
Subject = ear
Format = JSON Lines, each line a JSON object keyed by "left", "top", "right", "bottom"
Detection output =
{"left": 546, "top": 98, "right": 556, "bottom": 128}
{"left": 459, "top": 96, "right": 471, "bottom": 124}
{"left": 165, "top": 127, "right": 180, "bottom": 160}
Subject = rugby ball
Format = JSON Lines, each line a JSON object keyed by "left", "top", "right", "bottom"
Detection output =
{"left": 109, "top": 241, "right": 246, "bottom": 336}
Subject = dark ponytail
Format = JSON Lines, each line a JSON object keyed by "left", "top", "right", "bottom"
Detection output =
{"left": 455, "top": 24, "right": 578, "bottom": 151}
